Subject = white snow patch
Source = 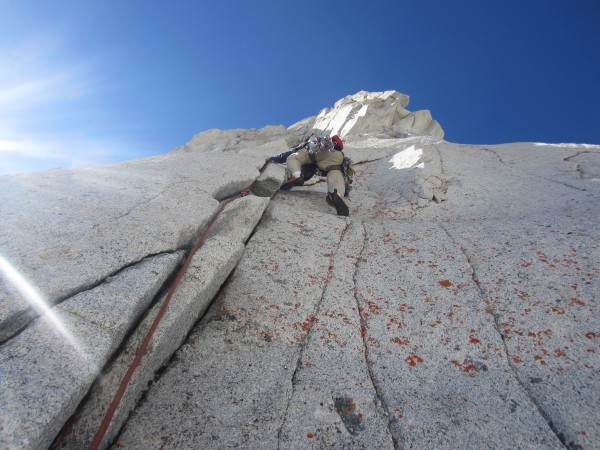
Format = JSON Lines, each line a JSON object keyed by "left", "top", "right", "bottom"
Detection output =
{"left": 534, "top": 143, "right": 600, "bottom": 149}
{"left": 389, "top": 145, "right": 423, "bottom": 170}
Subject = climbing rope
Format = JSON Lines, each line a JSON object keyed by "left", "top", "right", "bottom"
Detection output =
{"left": 88, "top": 161, "right": 270, "bottom": 450}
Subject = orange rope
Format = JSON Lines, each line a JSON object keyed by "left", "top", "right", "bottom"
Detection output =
{"left": 89, "top": 163, "right": 268, "bottom": 449}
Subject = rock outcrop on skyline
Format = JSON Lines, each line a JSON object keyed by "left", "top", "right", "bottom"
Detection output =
{"left": 288, "top": 90, "right": 444, "bottom": 144}
{"left": 1, "top": 91, "right": 598, "bottom": 449}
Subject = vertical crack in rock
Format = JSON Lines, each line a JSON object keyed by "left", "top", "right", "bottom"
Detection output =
{"left": 276, "top": 221, "right": 351, "bottom": 449}
{"left": 433, "top": 144, "right": 447, "bottom": 176}
{"left": 50, "top": 194, "right": 267, "bottom": 449}
{"left": 438, "top": 224, "right": 569, "bottom": 449}
{"left": 488, "top": 319, "right": 570, "bottom": 449}
{"left": 105, "top": 267, "right": 241, "bottom": 449}
{"left": 353, "top": 222, "right": 398, "bottom": 449}
{"left": 481, "top": 147, "right": 587, "bottom": 193}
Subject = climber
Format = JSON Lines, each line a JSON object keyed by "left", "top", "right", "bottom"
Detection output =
{"left": 279, "top": 134, "right": 350, "bottom": 217}
{"left": 267, "top": 150, "right": 319, "bottom": 183}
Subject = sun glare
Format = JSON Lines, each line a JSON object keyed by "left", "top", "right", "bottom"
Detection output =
{"left": 0, "top": 255, "right": 83, "bottom": 354}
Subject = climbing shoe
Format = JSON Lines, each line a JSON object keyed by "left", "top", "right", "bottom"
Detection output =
{"left": 326, "top": 194, "right": 335, "bottom": 208}
{"left": 280, "top": 176, "right": 304, "bottom": 190}
{"left": 327, "top": 189, "right": 349, "bottom": 216}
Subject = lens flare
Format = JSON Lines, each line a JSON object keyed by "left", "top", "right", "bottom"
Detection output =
{"left": 0, "top": 254, "right": 82, "bottom": 353}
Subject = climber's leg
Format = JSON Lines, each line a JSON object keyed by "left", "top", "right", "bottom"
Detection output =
{"left": 281, "top": 150, "right": 311, "bottom": 190}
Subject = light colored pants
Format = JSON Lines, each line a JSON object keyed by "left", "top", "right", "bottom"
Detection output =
{"left": 286, "top": 149, "right": 345, "bottom": 196}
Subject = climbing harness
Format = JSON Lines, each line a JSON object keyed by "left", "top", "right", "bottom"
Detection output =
{"left": 305, "top": 154, "right": 354, "bottom": 196}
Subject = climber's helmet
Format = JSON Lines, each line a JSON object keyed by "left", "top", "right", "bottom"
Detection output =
{"left": 332, "top": 135, "right": 344, "bottom": 151}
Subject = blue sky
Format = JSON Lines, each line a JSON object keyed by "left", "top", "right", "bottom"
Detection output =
{"left": 1, "top": 0, "right": 599, "bottom": 175}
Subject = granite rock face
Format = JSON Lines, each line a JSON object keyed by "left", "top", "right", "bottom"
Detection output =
{"left": 289, "top": 90, "right": 445, "bottom": 141}
{"left": 0, "top": 151, "right": 264, "bottom": 342}
{"left": 115, "top": 139, "right": 599, "bottom": 450}
{"left": 1, "top": 91, "right": 598, "bottom": 450}
{"left": 0, "top": 252, "right": 184, "bottom": 449}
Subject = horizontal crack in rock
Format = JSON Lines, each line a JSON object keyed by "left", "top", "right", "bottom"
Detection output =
{"left": 0, "top": 250, "right": 186, "bottom": 345}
